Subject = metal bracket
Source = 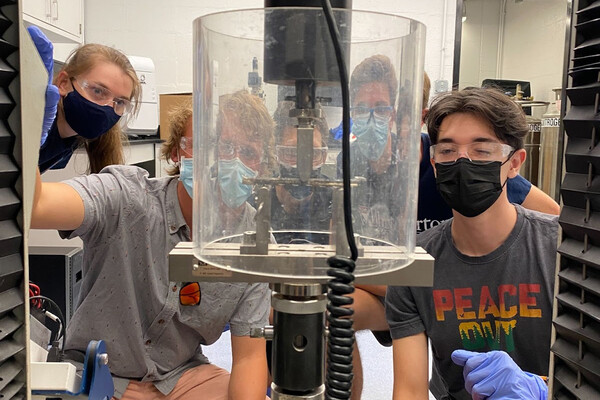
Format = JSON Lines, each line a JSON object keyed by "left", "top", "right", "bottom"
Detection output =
{"left": 169, "top": 242, "right": 434, "bottom": 286}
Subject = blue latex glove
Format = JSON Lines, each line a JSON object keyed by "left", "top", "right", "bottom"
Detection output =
{"left": 27, "top": 26, "right": 60, "bottom": 146}
{"left": 451, "top": 349, "right": 548, "bottom": 400}
{"left": 330, "top": 117, "right": 353, "bottom": 141}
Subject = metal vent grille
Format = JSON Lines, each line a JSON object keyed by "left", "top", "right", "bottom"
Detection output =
{"left": 551, "top": 0, "right": 600, "bottom": 398}
{"left": 0, "top": 1, "right": 24, "bottom": 399}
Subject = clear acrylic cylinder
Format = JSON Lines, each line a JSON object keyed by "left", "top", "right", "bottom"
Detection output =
{"left": 192, "top": 8, "right": 425, "bottom": 279}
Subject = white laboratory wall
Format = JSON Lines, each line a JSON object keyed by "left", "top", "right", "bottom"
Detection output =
{"left": 84, "top": 0, "right": 457, "bottom": 96}
{"left": 501, "top": 0, "right": 568, "bottom": 104}
{"left": 459, "top": 0, "right": 502, "bottom": 89}
{"left": 460, "top": 0, "right": 568, "bottom": 108}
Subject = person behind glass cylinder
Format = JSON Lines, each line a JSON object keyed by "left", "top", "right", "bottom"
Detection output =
{"left": 271, "top": 100, "right": 331, "bottom": 244}
{"left": 346, "top": 54, "right": 397, "bottom": 176}
{"left": 213, "top": 90, "right": 276, "bottom": 233}
{"left": 334, "top": 54, "right": 399, "bottom": 400}
{"left": 29, "top": 26, "right": 142, "bottom": 174}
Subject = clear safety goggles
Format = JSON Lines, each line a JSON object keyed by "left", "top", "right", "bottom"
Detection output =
{"left": 350, "top": 105, "right": 393, "bottom": 122}
{"left": 430, "top": 142, "right": 515, "bottom": 165}
{"left": 276, "top": 145, "right": 328, "bottom": 169}
{"left": 72, "top": 77, "right": 134, "bottom": 116}
{"left": 218, "top": 141, "right": 262, "bottom": 170}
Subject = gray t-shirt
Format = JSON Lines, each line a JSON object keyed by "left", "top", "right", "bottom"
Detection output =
{"left": 60, "top": 165, "right": 270, "bottom": 394}
{"left": 385, "top": 205, "right": 558, "bottom": 400}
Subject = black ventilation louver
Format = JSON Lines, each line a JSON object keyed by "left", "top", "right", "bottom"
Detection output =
{"left": 551, "top": 0, "right": 600, "bottom": 398}
{"left": 0, "top": 1, "right": 25, "bottom": 399}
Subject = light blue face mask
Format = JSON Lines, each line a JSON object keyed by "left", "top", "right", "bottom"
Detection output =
{"left": 352, "top": 114, "right": 389, "bottom": 160}
{"left": 179, "top": 157, "right": 194, "bottom": 197}
{"left": 218, "top": 158, "right": 257, "bottom": 209}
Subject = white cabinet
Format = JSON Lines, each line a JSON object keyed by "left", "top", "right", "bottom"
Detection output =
{"left": 23, "top": 0, "right": 83, "bottom": 60}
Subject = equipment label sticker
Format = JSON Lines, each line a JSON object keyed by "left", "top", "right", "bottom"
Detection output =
{"left": 542, "top": 118, "right": 560, "bottom": 127}
{"left": 193, "top": 263, "right": 233, "bottom": 277}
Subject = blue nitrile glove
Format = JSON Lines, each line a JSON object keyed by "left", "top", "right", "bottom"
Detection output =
{"left": 330, "top": 117, "right": 353, "bottom": 141}
{"left": 27, "top": 26, "right": 60, "bottom": 146}
{"left": 451, "top": 349, "right": 548, "bottom": 400}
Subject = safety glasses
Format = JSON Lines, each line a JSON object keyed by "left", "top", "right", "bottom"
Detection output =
{"left": 430, "top": 142, "right": 515, "bottom": 165}
{"left": 71, "top": 77, "right": 133, "bottom": 116}
{"left": 179, "top": 282, "right": 201, "bottom": 306}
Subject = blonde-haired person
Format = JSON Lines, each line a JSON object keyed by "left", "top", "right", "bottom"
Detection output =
{"left": 161, "top": 98, "right": 193, "bottom": 176}
{"left": 30, "top": 26, "right": 141, "bottom": 174}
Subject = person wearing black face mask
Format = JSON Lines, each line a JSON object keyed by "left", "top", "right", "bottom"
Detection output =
{"left": 29, "top": 26, "right": 141, "bottom": 174}
{"left": 408, "top": 72, "right": 559, "bottom": 234}
{"left": 386, "top": 87, "right": 559, "bottom": 400}
{"left": 432, "top": 143, "right": 515, "bottom": 218}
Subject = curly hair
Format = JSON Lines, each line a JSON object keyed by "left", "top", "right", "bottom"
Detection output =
{"left": 425, "top": 87, "right": 528, "bottom": 150}
{"left": 217, "top": 90, "right": 276, "bottom": 176}
{"left": 160, "top": 98, "right": 193, "bottom": 176}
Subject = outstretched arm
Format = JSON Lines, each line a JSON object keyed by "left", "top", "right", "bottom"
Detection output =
{"left": 392, "top": 333, "right": 429, "bottom": 400}
{"left": 229, "top": 335, "right": 268, "bottom": 400}
{"left": 31, "top": 169, "right": 84, "bottom": 230}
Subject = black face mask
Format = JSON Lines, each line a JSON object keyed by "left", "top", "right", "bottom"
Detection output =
{"left": 435, "top": 157, "right": 510, "bottom": 218}
{"left": 279, "top": 165, "right": 321, "bottom": 200}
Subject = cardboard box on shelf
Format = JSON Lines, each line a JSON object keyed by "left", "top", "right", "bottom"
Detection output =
{"left": 159, "top": 93, "right": 192, "bottom": 141}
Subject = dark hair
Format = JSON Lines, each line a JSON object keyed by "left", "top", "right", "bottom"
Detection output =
{"left": 425, "top": 87, "right": 528, "bottom": 150}
{"left": 273, "top": 101, "right": 329, "bottom": 146}
{"left": 350, "top": 54, "right": 398, "bottom": 105}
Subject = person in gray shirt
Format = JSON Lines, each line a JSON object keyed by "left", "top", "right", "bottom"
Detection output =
{"left": 31, "top": 91, "right": 274, "bottom": 400}
{"left": 385, "top": 87, "right": 558, "bottom": 400}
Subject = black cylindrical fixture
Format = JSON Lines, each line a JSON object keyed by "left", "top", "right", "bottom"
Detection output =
{"left": 263, "top": 1, "right": 352, "bottom": 85}
{"left": 272, "top": 310, "right": 325, "bottom": 393}
{"left": 295, "top": 80, "right": 317, "bottom": 110}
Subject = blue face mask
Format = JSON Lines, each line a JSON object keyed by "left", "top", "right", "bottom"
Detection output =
{"left": 179, "top": 157, "right": 194, "bottom": 198}
{"left": 352, "top": 114, "right": 389, "bottom": 160}
{"left": 62, "top": 86, "right": 121, "bottom": 139}
{"left": 218, "top": 158, "right": 257, "bottom": 209}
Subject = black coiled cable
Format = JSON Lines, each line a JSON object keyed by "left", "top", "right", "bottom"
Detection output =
{"left": 326, "top": 256, "right": 356, "bottom": 400}
{"left": 320, "top": 0, "right": 357, "bottom": 399}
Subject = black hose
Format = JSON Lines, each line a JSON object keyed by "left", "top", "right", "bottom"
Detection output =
{"left": 322, "top": 0, "right": 358, "bottom": 400}
{"left": 326, "top": 256, "right": 356, "bottom": 399}
{"left": 320, "top": 0, "right": 357, "bottom": 260}
{"left": 321, "top": 1, "right": 357, "bottom": 398}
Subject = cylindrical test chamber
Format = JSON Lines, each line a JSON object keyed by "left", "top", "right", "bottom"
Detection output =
{"left": 192, "top": 8, "right": 425, "bottom": 279}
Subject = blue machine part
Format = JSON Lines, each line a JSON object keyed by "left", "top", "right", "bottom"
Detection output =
{"left": 32, "top": 340, "right": 114, "bottom": 400}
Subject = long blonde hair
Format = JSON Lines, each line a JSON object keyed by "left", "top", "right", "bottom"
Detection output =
{"left": 57, "top": 44, "right": 142, "bottom": 173}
